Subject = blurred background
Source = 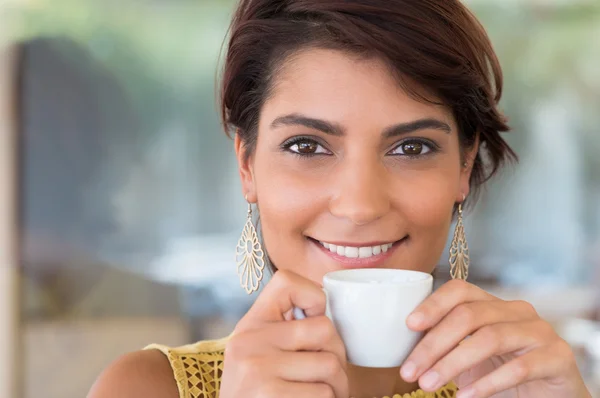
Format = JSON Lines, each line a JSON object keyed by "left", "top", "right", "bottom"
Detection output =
{"left": 0, "top": 0, "right": 599, "bottom": 397}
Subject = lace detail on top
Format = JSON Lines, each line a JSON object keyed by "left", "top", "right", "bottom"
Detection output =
{"left": 145, "top": 336, "right": 458, "bottom": 398}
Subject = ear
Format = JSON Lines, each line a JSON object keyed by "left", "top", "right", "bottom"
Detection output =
{"left": 235, "top": 132, "right": 257, "bottom": 203}
{"left": 458, "top": 133, "right": 480, "bottom": 202}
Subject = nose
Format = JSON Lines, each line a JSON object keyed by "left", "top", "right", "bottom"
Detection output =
{"left": 328, "top": 157, "right": 391, "bottom": 226}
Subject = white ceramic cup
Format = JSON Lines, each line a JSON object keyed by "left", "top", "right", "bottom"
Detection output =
{"left": 322, "top": 268, "right": 433, "bottom": 368}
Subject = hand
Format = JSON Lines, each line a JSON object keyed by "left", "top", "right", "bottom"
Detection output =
{"left": 220, "top": 270, "right": 349, "bottom": 398}
{"left": 400, "top": 279, "right": 591, "bottom": 398}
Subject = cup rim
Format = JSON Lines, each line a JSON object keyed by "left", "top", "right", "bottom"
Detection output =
{"left": 323, "top": 268, "right": 433, "bottom": 287}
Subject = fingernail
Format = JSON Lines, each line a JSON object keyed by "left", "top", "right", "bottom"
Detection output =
{"left": 400, "top": 361, "right": 417, "bottom": 380}
{"left": 407, "top": 312, "right": 424, "bottom": 328}
{"left": 456, "top": 387, "right": 475, "bottom": 398}
{"left": 420, "top": 370, "right": 440, "bottom": 390}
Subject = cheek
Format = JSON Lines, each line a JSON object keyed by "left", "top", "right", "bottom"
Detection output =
{"left": 251, "top": 150, "right": 328, "bottom": 271}
{"left": 255, "top": 163, "right": 327, "bottom": 226}
{"left": 393, "top": 167, "right": 458, "bottom": 250}
{"left": 252, "top": 136, "right": 335, "bottom": 224}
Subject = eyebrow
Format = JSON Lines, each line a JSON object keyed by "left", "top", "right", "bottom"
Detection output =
{"left": 270, "top": 113, "right": 451, "bottom": 137}
{"left": 271, "top": 114, "right": 345, "bottom": 136}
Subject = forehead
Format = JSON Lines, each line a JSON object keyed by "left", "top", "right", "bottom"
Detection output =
{"left": 262, "top": 48, "right": 454, "bottom": 127}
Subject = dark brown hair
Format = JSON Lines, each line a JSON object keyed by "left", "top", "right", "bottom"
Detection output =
{"left": 220, "top": 0, "right": 516, "bottom": 203}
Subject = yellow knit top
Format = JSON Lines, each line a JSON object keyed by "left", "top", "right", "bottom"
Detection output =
{"left": 145, "top": 336, "right": 458, "bottom": 398}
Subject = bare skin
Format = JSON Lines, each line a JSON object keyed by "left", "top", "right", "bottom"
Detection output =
{"left": 88, "top": 49, "right": 591, "bottom": 398}
{"left": 87, "top": 350, "right": 176, "bottom": 398}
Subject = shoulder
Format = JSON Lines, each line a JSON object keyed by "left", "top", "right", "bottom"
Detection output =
{"left": 87, "top": 335, "right": 232, "bottom": 398}
{"left": 87, "top": 349, "right": 178, "bottom": 398}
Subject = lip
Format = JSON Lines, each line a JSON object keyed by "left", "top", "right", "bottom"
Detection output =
{"left": 315, "top": 240, "right": 395, "bottom": 247}
{"left": 310, "top": 237, "right": 407, "bottom": 269}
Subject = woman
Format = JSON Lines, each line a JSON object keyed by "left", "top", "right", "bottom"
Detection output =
{"left": 88, "top": 0, "right": 592, "bottom": 397}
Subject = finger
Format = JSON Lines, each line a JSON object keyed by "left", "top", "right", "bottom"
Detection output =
{"left": 273, "top": 351, "right": 349, "bottom": 398}
{"left": 236, "top": 316, "right": 346, "bottom": 365}
{"left": 455, "top": 340, "right": 576, "bottom": 398}
{"left": 407, "top": 279, "right": 496, "bottom": 332}
{"left": 261, "top": 380, "right": 336, "bottom": 398}
{"left": 415, "top": 320, "right": 556, "bottom": 392}
{"left": 237, "top": 270, "right": 325, "bottom": 330}
{"left": 401, "top": 301, "right": 540, "bottom": 383}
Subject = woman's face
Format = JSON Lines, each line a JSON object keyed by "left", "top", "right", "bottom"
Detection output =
{"left": 236, "top": 49, "right": 475, "bottom": 284}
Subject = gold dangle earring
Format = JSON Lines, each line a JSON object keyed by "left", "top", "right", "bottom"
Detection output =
{"left": 449, "top": 194, "right": 470, "bottom": 281}
{"left": 236, "top": 196, "right": 266, "bottom": 294}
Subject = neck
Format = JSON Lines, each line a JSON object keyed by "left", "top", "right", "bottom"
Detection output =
{"left": 347, "top": 364, "right": 420, "bottom": 398}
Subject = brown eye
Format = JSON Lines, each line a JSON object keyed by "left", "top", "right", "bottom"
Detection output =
{"left": 389, "top": 140, "right": 433, "bottom": 156}
{"left": 297, "top": 141, "right": 318, "bottom": 154}
{"left": 285, "top": 138, "right": 330, "bottom": 156}
{"left": 401, "top": 142, "right": 423, "bottom": 155}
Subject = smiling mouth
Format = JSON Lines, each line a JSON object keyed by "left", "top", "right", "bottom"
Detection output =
{"left": 307, "top": 236, "right": 408, "bottom": 266}
{"left": 317, "top": 241, "right": 394, "bottom": 258}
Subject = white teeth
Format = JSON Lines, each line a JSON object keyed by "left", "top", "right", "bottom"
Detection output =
{"left": 318, "top": 241, "right": 395, "bottom": 259}
{"left": 358, "top": 247, "right": 373, "bottom": 258}
{"left": 345, "top": 247, "right": 359, "bottom": 258}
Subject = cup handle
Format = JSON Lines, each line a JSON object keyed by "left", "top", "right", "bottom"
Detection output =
{"left": 292, "top": 306, "right": 307, "bottom": 320}
{"left": 292, "top": 288, "right": 330, "bottom": 320}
